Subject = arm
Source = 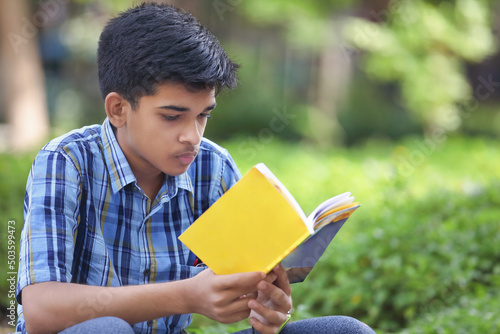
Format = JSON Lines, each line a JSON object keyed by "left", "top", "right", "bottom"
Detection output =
{"left": 22, "top": 269, "right": 266, "bottom": 334}
{"left": 247, "top": 264, "right": 293, "bottom": 334}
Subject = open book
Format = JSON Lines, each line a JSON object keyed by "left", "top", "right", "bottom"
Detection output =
{"left": 179, "top": 163, "right": 360, "bottom": 283}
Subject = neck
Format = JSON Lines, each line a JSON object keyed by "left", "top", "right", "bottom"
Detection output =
{"left": 114, "top": 127, "right": 165, "bottom": 200}
{"left": 133, "top": 169, "right": 165, "bottom": 200}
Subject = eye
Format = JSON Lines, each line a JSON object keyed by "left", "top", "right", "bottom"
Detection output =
{"left": 162, "top": 115, "right": 180, "bottom": 121}
{"left": 199, "top": 113, "right": 212, "bottom": 120}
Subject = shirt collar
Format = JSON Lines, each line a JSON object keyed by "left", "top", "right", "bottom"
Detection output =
{"left": 174, "top": 171, "right": 193, "bottom": 194}
{"left": 101, "top": 118, "right": 193, "bottom": 195}
{"left": 101, "top": 118, "right": 137, "bottom": 193}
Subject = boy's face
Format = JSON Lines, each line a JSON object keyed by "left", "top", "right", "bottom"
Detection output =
{"left": 115, "top": 82, "right": 216, "bottom": 177}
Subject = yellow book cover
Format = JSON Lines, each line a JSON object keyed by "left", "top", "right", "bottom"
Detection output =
{"left": 179, "top": 163, "right": 360, "bottom": 282}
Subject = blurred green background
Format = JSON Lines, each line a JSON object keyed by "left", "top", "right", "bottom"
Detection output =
{"left": 1, "top": 0, "right": 500, "bottom": 333}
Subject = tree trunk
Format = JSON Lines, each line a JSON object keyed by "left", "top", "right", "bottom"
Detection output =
{"left": 308, "top": 17, "right": 351, "bottom": 146}
{"left": 0, "top": 0, "right": 49, "bottom": 152}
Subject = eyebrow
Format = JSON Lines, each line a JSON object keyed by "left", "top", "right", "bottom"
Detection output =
{"left": 158, "top": 103, "right": 217, "bottom": 112}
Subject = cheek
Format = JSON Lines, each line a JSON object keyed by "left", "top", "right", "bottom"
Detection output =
{"left": 199, "top": 120, "right": 208, "bottom": 134}
{"left": 154, "top": 125, "right": 180, "bottom": 147}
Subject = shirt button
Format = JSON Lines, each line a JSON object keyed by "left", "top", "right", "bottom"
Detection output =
{"left": 147, "top": 320, "right": 153, "bottom": 327}
{"left": 144, "top": 269, "right": 150, "bottom": 276}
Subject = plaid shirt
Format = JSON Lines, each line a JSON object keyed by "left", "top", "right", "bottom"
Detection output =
{"left": 16, "top": 118, "right": 241, "bottom": 334}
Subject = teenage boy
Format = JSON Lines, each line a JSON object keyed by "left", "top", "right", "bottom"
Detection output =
{"left": 16, "top": 3, "right": 376, "bottom": 334}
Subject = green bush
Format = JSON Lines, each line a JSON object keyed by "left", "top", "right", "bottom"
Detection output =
{"left": 401, "top": 289, "right": 500, "bottom": 334}
{"left": 290, "top": 185, "right": 500, "bottom": 331}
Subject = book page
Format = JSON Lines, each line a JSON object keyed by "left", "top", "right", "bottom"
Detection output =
{"left": 307, "top": 192, "right": 359, "bottom": 230}
{"left": 308, "top": 192, "right": 353, "bottom": 221}
{"left": 313, "top": 203, "right": 360, "bottom": 230}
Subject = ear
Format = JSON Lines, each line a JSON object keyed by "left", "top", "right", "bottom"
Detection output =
{"left": 105, "top": 92, "right": 132, "bottom": 128}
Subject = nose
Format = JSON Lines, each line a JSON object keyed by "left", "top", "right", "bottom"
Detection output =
{"left": 179, "top": 119, "right": 203, "bottom": 146}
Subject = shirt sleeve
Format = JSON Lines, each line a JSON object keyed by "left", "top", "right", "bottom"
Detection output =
{"left": 17, "top": 149, "right": 81, "bottom": 304}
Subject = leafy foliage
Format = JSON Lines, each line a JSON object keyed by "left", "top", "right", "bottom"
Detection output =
{"left": 400, "top": 288, "right": 500, "bottom": 334}
{"left": 239, "top": 0, "right": 354, "bottom": 50}
{"left": 343, "top": 0, "right": 498, "bottom": 130}
{"left": 292, "top": 184, "right": 500, "bottom": 331}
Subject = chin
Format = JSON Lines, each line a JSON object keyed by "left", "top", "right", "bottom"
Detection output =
{"left": 165, "top": 165, "right": 191, "bottom": 176}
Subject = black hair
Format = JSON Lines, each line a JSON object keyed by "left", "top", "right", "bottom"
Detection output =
{"left": 97, "top": 2, "right": 239, "bottom": 108}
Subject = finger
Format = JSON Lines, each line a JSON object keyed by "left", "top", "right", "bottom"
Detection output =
{"left": 218, "top": 307, "right": 252, "bottom": 324}
{"left": 263, "top": 271, "right": 278, "bottom": 284}
{"left": 211, "top": 295, "right": 253, "bottom": 323}
{"left": 249, "top": 316, "right": 279, "bottom": 334}
{"left": 249, "top": 298, "right": 288, "bottom": 329}
{"left": 272, "top": 264, "right": 292, "bottom": 296}
{"left": 239, "top": 291, "right": 258, "bottom": 300}
{"left": 224, "top": 296, "right": 253, "bottom": 315}
{"left": 212, "top": 272, "right": 264, "bottom": 302}
{"left": 217, "top": 271, "right": 265, "bottom": 290}
{"left": 256, "top": 280, "right": 291, "bottom": 313}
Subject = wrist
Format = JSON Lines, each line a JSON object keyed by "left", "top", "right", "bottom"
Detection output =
{"left": 170, "top": 277, "right": 198, "bottom": 315}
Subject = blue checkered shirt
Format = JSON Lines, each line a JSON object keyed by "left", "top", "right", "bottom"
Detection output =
{"left": 16, "top": 118, "right": 241, "bottom": 334}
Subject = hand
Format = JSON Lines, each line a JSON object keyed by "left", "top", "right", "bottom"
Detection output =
{"left": 188, "top": 268, "right": 265, "bottom": 324}
{"left": 248, "top": 264, "right": 293, "bottom": 334}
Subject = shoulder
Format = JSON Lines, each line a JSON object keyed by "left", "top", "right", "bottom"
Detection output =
{"left": 188, "top": 138, "right": 241, "bottom": 197}
{"left": 198, "top": 137, "right": 231, "bottom": 160}
{"left": 197, "top": 138, "right": 239, "bottom": 176}
{"left": 34, "top": 124, "right": 103, "bottom": 176}
{"left": 43, "top": 124, "right": 102, "bottom": 153}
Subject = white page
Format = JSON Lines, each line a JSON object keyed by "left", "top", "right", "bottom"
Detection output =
{"left": 307, "top": 192, "right": 353, "bottom": 222}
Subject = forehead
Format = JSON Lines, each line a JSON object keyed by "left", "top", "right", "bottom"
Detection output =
{"left": 139, "top": 82, "right": 216, "bottom": 106}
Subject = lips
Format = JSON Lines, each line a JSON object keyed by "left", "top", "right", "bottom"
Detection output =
{"left": 176, "top": 151, "right": 197, "bottom": 165}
